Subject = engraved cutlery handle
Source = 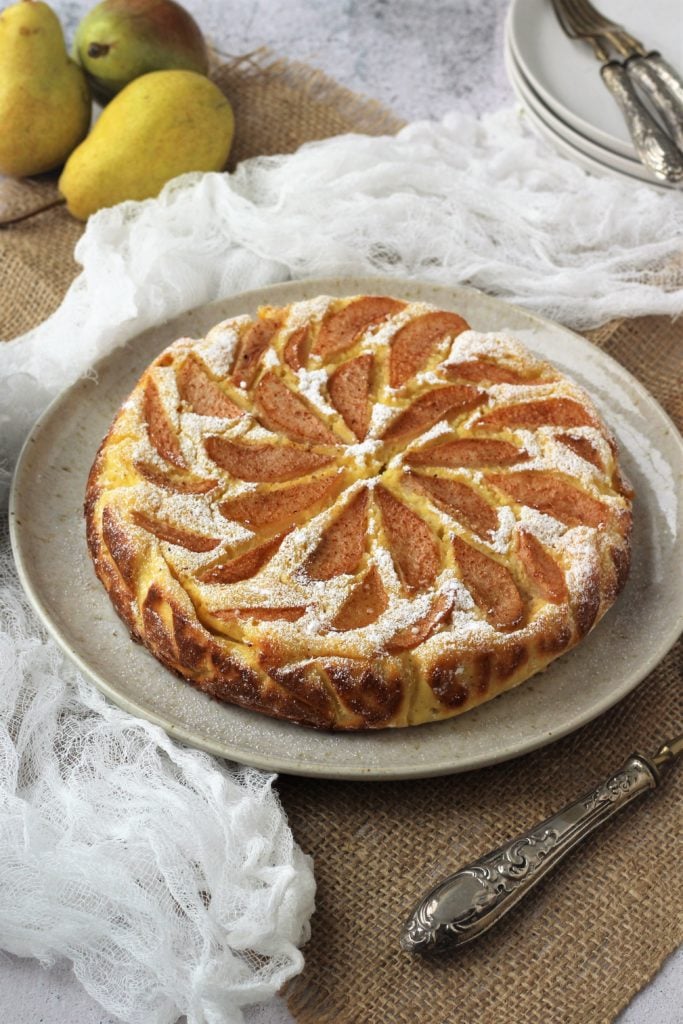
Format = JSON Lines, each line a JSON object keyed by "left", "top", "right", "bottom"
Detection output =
{"left": 600, "top": 62, "right": 683, "bottom": 183}
{"left": 401, "top": 753, "right": 660, "bottom": 954}
{"left": 626, "top": 53, "right": 683, "bottom": 152}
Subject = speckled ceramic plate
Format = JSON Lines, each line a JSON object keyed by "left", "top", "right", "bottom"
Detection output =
{"left": 9, "top": 277, "right": 683, "bottom": 779}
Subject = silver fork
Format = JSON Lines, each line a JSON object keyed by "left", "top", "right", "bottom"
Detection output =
{"left": 551, "top": 0, "right": 683, "bottom": 184}
{"left": 553, "top": 0, "right": 645, "bottom": 57}
{"left": 555, "top": 0, "right": 683, "bottom": 151}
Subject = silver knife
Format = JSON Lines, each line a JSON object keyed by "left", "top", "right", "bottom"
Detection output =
{"left": 626, "top": 53, "right": 683, "bottom": 153}
{"left": 599, "top": 62, "right": 683, "bottom": 183}
{"left": 401, "top": 734, "right": 683, "bottom": 954}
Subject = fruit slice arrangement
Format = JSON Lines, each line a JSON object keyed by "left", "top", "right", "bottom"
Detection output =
{"left": 86, "top": 295, "right": 632, "bottom": 729}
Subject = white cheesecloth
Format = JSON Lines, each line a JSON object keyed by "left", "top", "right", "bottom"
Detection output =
{"left": 1, "top": 107, "right": 682, "bottom": 1023}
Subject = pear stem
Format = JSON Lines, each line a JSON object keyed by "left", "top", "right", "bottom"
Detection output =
{"left": 0, "top": 197, "right": 67, "bottom": 228}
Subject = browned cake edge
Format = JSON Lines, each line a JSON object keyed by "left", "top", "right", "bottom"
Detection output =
{"left": 84, "top": 397, "right": 632, "bottom": 732}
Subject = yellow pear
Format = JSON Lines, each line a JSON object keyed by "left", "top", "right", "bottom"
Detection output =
{"left": 59, "top": 69, "right": 234, "bottom": 220}
{"left": 0, "top": 0, "right": 91, "bottom": 177}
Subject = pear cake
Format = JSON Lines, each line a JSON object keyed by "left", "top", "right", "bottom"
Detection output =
{"left": 85, "top": 294, "right": 633, "bottom": 730}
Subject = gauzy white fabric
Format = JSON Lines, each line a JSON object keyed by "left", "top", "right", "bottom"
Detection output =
{"left": 1, "top": 106, "right": 683, "bottom": 1023}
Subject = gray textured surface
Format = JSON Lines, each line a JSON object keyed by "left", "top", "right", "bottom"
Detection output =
{"left": 2, "top": 0, "right": 679, "bottom": 1021}
{"left": 58, "top": 0, "right": 515, "bottom": 120}
{"left": 195, "top": 0, "right": 514, "bottom": 119}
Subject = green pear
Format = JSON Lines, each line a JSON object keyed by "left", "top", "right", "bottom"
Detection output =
{"left": 0, "top": 0, "right": 91, "bottom": 177}
{"left": 73, "top": 0, "right": 208, "bottom": 101}
{"left": 58, "top": 69, "right": 234, "bottom": 220}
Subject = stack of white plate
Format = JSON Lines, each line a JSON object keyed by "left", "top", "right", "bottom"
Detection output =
{"left": 505, "top": 0, "right": 682, "bottom": 189}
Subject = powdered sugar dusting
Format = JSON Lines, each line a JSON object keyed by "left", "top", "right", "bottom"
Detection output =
{"left": 446, "top": 329, "right": 545, "bottom": 369}
{"left": 487, "top": 505, "right": 516, "bottom": 554}
{"left": 369, "top": 402, "right": 398, "bottom": 436}
{"left": 284, "top": 295, "right": 334, "bottom": 330}
{"left": 562, "top": 528, "right": 601, "bottom": 600}
{"left": 197, "top": 316, "right": 249, "bottom": 377}
{"left": 401, "top": 419, "right": 453, "bottom": 454}
{"left": 344, "top": 439, "right": 383, "bottom": 471}
{"left": 151, "top": 366, "right": 181, "bottom": 426}
{"left": 296, "top": 367, "right": 336, "bottom": 417}
{"left": 415, "top": 369, "right": 448, "bottom": 387}
{"left": 517, "top": 506, "right": 567, "bottom": 545}
{"left": 95, "top": 299, "right": 633, "bottom": 688}
{"left": 262, "top": 347, "right": 279, "bottom": 370}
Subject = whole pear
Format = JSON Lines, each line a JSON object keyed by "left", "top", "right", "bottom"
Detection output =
{"left": 0, "top": 0, "right": 91, "bottom": 177}
{"left": 73, "top": 0, "right": 208, "bottom": 101}
{"left": 58, "top": 69, "right": 234, "bottom": 220}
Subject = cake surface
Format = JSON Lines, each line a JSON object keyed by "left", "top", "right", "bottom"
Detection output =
{"left": 85, "top": 294, "right": 632, "bottom": 730}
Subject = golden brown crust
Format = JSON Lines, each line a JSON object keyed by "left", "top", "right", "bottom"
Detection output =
{"left": 85, "top": 295, "right": 632, "bottom": 730}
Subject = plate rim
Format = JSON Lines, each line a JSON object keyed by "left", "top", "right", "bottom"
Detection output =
{"left": 504, "top": 37, "right": 675, "bottom": 191}
{"left": 9, "top": 275, "right": 683, "bottom": 780}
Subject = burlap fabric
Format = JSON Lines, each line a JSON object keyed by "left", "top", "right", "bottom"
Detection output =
{"left": 1, "top": 51, "right": 681, "bottom": 1024}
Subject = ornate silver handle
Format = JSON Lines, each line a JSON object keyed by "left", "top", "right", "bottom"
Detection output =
{"left": 600, "top": 61, "right": 683, "bottom": 184}
{"left": 626, "top": 53, "right": 683, "bottom": 153}
{"left": 401, "top": 742, "right": 680, "bottom": 954}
